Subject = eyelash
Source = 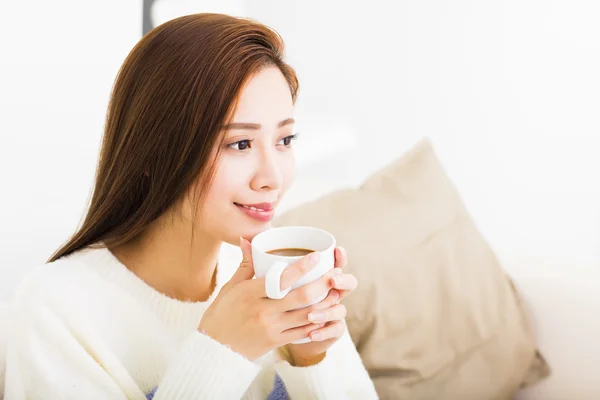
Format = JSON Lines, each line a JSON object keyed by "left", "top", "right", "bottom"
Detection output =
{"left": 279, "top": 133, "right": 299, "bottom": 147}
{"left": 226, "top": 133, "right": 299, "bottom": 151}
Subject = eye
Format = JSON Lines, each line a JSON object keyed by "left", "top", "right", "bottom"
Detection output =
{"left": 227, "top": 139, "right": 253, "bottom": 151}
{"left": 277, "top": 133, "right": 299, "bottom": 147}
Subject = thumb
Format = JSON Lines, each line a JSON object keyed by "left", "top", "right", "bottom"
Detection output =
{"left": 228, "top": 237, "right": 256, "bottom": 285}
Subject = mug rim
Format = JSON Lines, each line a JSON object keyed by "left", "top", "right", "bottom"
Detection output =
{"left": 252, "top": 226, "right": 336, "bottom": 257}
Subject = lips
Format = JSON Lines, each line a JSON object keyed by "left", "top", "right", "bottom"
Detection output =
{"left": 234, "top": 202, "right": 276, "bottom": 222}
{"left": 234, "top": 202, "right": 274, "bottom": 212}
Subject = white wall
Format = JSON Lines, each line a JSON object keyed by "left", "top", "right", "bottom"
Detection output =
{"left": 1, "top": 0, "right": 599, "bottom": 300}
{"left": 255, "top": 0, "right": 600, "bottom": 268}
{"left": 0, "top": 0, "right": 141, "bottom": 300}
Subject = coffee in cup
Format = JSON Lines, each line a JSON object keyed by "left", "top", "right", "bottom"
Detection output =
{"left": 266, "top": 248, "right": 314, "bottom": 257}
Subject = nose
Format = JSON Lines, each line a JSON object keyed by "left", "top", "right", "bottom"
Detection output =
{"left": 249, "top": 147, "right": 282, "bottom": 192}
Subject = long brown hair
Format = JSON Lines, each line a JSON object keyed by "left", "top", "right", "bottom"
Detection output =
{"left": 48, "top": 13, "right": 298, "bottom": 263}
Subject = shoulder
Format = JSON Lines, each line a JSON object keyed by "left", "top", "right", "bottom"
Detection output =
{"left": 11, "top": 250, "right": 106, "bottom": 311}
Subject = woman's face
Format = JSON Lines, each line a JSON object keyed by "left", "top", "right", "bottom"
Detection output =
{"left": 196, "top": 66, "right": 296, "bottom": 244}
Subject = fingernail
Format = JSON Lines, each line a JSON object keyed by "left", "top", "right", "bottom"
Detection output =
{"left": 333, "top": 268, "right": 342, "bottom": 276}
{"left": 308, "top": 311, "right": 325, "bottom": 322}
{"left": 308, "top": 252, "right": 321, "bottom": 264}
{"left": 331, "top": 290, "right": 339, "bottom": 301}
{"left": 311, "top": 331, "right": 322, "bottom": 341}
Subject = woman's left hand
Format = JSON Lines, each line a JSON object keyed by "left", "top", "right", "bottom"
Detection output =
{"left": 284, "top": 246, "right": 358, "bottom": 367}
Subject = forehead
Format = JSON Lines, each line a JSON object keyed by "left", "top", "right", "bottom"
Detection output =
{"left": 232, "top": 66, "right": 294, "bottom": 123}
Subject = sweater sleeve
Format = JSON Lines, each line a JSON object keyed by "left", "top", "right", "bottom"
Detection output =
{"left": 4, "top": 285, "right": 139, "bottom": 400}
{"left": 274, "top": 323, "right": 379, "bottom": 400}
{"left": 152, "top": 331, "right": 260, "bottom": 399}
{"left": 4, "top": 278, "right": 260, "bottom": 400}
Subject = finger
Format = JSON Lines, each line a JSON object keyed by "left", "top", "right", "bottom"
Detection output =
{"left": 250, "top": 252, "right": 326, "bottom": 302}
{"left": 307, "top": 304, "right": 347, "bottom": 324}
{"left": 331, "top": 273, "right": 358, "bottom": 292}
{"left": 228, "top": 237, "right": 256, "bottom": 286}
{"left": 337, "top": 290, "right": 351, "bottom": 300}
{"left": 280, "top": 322, "right": 325, "bottom": 345}
{"left": 278, "top": 252, "right": 321, "bottom": 292}
{"left": 309, "top": 320, "right": 346, "bottom": 342}
{"left": 282, "top": 268, "right": 340, "bottom": 310}
{"left": 334, "top": 246, "right": 347, "bottom": 269}
{"left": 279, "top": 290, "right": 340, "bottom": 329}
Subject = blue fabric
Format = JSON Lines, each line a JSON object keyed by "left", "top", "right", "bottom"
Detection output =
{"left": 267, "top": 374, "right": 289, "bottom": 400}
{"left": 146, "top": 386, "right": 157, "bottom": 399}
{"left": 145, "top": 374, "right": 289, "bottom": 399}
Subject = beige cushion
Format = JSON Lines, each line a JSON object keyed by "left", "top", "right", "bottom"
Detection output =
{"left": 274, "top": 138, "right": 549, "bottom": 400}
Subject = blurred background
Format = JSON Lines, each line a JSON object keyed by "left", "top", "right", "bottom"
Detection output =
{"left": 1, "top": 0, "right": 599, "bottom": 301}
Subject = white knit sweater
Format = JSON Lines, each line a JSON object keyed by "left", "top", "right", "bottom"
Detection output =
{"left": 2, "top": 244, "right": 378, "bottom": 399}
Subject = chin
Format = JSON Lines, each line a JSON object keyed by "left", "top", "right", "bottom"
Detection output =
{"left": 243, "top": 222, "right": 273, "bottom": 241}
{"left": 222, "top": 222, "right": 272, "bottom": 246}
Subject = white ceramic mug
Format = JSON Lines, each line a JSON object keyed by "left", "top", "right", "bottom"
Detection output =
{"left": 252, "top": 226, "right": 336, "bottom": 343}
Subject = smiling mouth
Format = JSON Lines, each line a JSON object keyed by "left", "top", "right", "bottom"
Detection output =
{"left": 233, "top": 202, "right": 274, "bottom": 212}
{"left": 233, "top": 202, "right": 276, "bottom": 222}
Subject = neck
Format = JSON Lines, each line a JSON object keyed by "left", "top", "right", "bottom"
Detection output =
{"left": 111, "top": 216, "right": 221, "bottom": 303}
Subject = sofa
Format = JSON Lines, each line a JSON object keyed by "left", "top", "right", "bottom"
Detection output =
{"left": 502, "top": 254, "right": 600, "bottom": 399}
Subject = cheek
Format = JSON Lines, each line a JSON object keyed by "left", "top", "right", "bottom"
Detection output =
{"left": 204, "top": 157, "right": 248, "bottom": 205}
{"left": 281, "top": 153, "right": 296, "bottom": 192}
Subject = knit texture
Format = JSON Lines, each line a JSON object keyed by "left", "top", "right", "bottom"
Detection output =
{"left": 3, "top": 244, "right": 378, "bottom": 399}
{"left": 147, "top": 374, "right": 289, "bottom": 399}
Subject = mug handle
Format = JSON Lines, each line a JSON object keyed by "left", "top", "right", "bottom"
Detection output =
{"left": 265, "top": 261, "right": 293, "bottom": 299}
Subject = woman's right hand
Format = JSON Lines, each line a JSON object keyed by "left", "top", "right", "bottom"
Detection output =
{"left": 197, "top": 237, "right": 342, "bottom": 361}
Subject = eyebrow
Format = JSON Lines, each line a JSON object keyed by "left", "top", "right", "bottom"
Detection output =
{"left": 223, "top": 118, "right": 295, "bottom": 130}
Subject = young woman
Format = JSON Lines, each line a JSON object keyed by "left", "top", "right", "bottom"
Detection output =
{"left": 3, "top": 13, "right": 378, "bottom": 399}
